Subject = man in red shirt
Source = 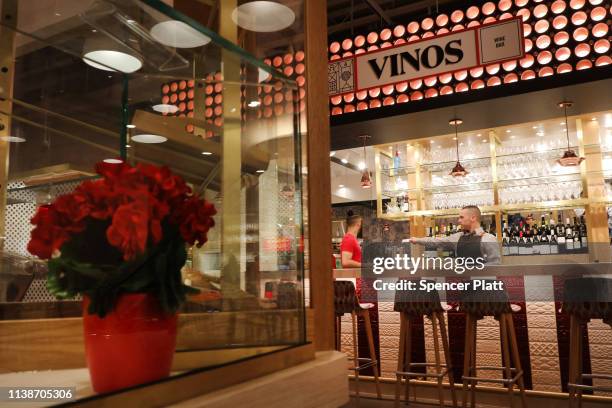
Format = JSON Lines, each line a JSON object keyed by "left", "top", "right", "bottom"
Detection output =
{"left": 340, "top": 211, "right": 362, "bottom": 268}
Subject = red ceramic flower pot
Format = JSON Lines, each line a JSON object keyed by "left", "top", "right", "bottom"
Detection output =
{"left": 83, "top": 293, "right": 177, "bottom": 393}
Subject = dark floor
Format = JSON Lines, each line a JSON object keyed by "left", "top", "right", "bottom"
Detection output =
{"left": 340, "top": 396, "right": 446, "bottom": 408}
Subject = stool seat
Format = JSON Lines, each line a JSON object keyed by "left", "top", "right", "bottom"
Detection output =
{"left": 459, "top": 279, "right": 512, "bottom": 320}
{"left": 393, "top": 279, "right": 444, "bottom": 317}
{"left": 562, "top": 277, "right": 612, "bottom": 326}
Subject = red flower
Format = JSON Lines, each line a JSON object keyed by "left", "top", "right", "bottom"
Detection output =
{"left": 106, "top": 200, "right": 150, "bottom": 261}
{"left": 27, "top": 161, "right": 216, "bottom": 261}
{"left": 28, "top": 205, "right": 71, "bottom": 259}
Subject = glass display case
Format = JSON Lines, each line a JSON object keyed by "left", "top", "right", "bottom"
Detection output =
{"left": 0, "top": 0, "right": 308, "bottom": 402}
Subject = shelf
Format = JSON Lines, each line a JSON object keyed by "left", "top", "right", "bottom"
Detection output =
{"left": 500, "top": 198, "right": 589, "bottom": 212}
{"left": 497, "top": 173, "right": 582, "bottom": 188}
{"left": 381, "top": 205, "right": 501, "bottom": 219}
{"left": 380, "top": 166, "right": 417, "bottom": 177}
{"left": 381, "top": 187, "right": 420, "bottom": 197}
{"left": 420, "top": 156, "right": 490, "bottom": 171}
{"left": 495, "top": 145, "right": 582, "bottom": 160}
{"left": 422, "top": 181, "right": 493, "bottom": 194}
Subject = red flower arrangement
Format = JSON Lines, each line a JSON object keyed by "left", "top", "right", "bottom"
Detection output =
{"left": 28, "top": 161, "right": 216, "bottom": 317}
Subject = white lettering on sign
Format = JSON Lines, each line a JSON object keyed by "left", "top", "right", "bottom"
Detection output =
{"left": 328, "top": 18, "right": 523, "bottom": 96}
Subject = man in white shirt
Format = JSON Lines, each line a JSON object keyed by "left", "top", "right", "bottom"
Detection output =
{"left": 409, "top": 205, "right": 501, "bottom": 265}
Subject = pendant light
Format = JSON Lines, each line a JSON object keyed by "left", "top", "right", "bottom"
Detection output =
{"left": 449, "top": 118, "right": 468, "bottom": 177}
{"left": 557, "top": 100, "right": 584, "bottom": 166}
{"left": 359, "top": 135, "right": 372, "bottom": 188}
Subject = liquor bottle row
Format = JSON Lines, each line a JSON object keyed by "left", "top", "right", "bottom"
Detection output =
{"left": 502, "top": 214, "right": 588, "bottom": 256}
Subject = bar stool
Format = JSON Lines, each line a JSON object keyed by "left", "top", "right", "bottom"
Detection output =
{"left": 393, "top": 279, "right": 457, "bottom": 408}
{"left": 563, "top": 277, "right": 612, "bottom": 408}
{"left": 460, "top": 280, "right": 527, "bottom": 408}
{"left": 334, "top": 280, "right": 382, "bottom": 402}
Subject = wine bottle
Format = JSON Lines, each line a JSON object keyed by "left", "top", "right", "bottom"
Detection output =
{"left": 565, "top": 217, "right": 575, "bottom": 252}
{"left": 579, "top": 215, "right": 588, "bottom": 251}
{"left": 509, "top": 223, "right": 519, "bottom": 256}
{"left": 394, "top": 150, "right": 401, "bottom": 170}
{"left": 572, "top": 217, "right": 581, "bottom": 252}
{"left": 540, "top": 216, "right": 551, "bottom": 255}
{"left": 556, "top": 215, "right": 566, "bottom": 253}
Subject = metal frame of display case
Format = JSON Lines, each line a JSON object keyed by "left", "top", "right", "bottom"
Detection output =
{"left": 373, "top": 115, "right": 612, "bottom": 262}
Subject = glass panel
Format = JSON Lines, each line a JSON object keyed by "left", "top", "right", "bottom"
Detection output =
{"left": 0, "top": 0, "right": 307, "bottom": 402}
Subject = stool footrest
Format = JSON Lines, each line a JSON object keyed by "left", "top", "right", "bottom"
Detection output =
{"left": 581, "top": 373, "right": 612, "bottom": 380}
{"left": 397, "top": 368, "right": 450, "bottom": 379}
{"left": 568, "top": 383, "right": 612, "bottom": 392}
{"left": 463, "top": 370, "right": 523, "bottom": 385}
{"left": 349, "top": 357, "right": 378, "bottom": 371}
{"left": 471, "top": 366, "right": 517, "bottom": 372}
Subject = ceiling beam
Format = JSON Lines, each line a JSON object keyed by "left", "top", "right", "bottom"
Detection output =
{"left": 362, "top": 0, "right": 393, "bottom": 25}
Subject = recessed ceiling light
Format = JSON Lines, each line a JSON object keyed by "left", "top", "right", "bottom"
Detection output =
{"left": 477, "top": 133, "right": 482, "bottom": 136}
{"left": 510, "top": 135, "right": 516, "bottom": 139}
{"left": 256, "top": 169, "right": 265, "bottom": 173}
{"left": 126, "top": 124, "right": 136, "bottom": 129}
{"left": 482, "top": 139, "right": 488, "bottom": 143}
{"left": 591, "top": 117, "right": 597, "bottom": 121}
{"left": 536, "top": 131, "right": 545, "bottom": 136}
{"left": 532, "top": 125, "right": 538, "bottom": 129}
{"left": 125, "top": 144, "right": 131, "bottom": 148}
{"left": 430, "top": 140, "right": 435, "bottom": 144}
{"left": 339, "top": 184, "right": 345, "bottom": 188}
{"left": 248, "top": 100, "right": 261, "bottom": 107}
{"left": 330, "top": 151, "right": 336, "bottom": 157}
{"left": 201, "top": 151, "right": 212, "bottom": 155}
{"left": 103, "top": 158, "right": 123, "bottom": 164}
{"left": 82, "top": 50, "right": 142, "bottom": 73}
{"left": 341, "top": 158, "right": 348, "bottom": 164}
{"left": 452, "top": 137, "right": 457, "bottom": 140}
{"left": 150, "top": 20, "right": 211, "bottom": 48}
{"left": 132, "top": 134, "right": 167, "bottom": 143}
{"left": 152, "top": 104, "right": 179, "bottom": 114}
{"left": 231, "top": 1, "right": 295, "bottom": 32}
{"left": 506, "top": 130, "right": 511, "bottom": 133}
{"left": 0, "top": 136, "right": 25, "bottom": 143}
{"left": 560, "top": 122, "right": 565, "bottom": 125}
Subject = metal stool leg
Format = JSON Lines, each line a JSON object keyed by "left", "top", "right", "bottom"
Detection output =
{"left": 576, "top": 318, "right": 584, "bottom": 408}
{"left": 395, "top": 313, "right": 407, "bottom": 408}
{"left": 500, "top": 313, "right": 515, "bottom": 408}
{"left": 362, "top": 309, "right": 382, "bottom": 399}
{"left": 470, "top": 317, "right": 477, "bottom": 408}
{"left": 506, "top": 314, "right": 528, "bottom": 408}
{"left": 351, "top": 311, "right": 360, "bottom": 405}
{"left": 568, "top": 314, "right": 580, "bottom": 408}
{"left": 462, "top": 313, "right": 473, "bottom": 408}
{"left": 431, "top": 313, "right": 445, "bottom": 408}
{"left": 405, "top": 315, "right": 413, "bottom": 405}
{"left": 439, "top": 312, "right": 458, "bottom": 408}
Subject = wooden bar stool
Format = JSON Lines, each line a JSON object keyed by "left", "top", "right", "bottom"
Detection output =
{"left": 393, "top": 280, "right": 457, "bottom": 408}
{"left": 334, "top": 280, "right": 382, "bottom": 403}
{"left": 460, "top": 280, "right": 527, "bottom": 408}
{"left": 563, "top": 278, "right": 612, "bottom": 408}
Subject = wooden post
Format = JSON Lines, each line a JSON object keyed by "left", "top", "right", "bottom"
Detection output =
{"left": 219, "top": 0, "right": 244, "bottom": 305}
{"left": 305, "top": 0, "right": 335, "bottom": 351}
{"left": 0, "top": 0, "right": 17, "bottom": 250}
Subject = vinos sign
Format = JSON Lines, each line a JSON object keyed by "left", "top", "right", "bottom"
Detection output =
{"left": 328, "top": 18, "right": 524, "bottom": 96}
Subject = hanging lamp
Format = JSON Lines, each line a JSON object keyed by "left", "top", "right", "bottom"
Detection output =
{"left": 449, "top": 118, "right": 468, "bottom": 177}
{"left": 557, "top": 100, "right": 584, "bottom": 166}
{"left": 359, "top": 135, "right": 372, "bottom": 188}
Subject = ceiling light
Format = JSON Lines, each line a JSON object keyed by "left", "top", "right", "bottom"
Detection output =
{"left": 482, "top": 139, "right": 488, "bottom": 143}
{"left": 83, "top": 50, "right": 142, "bottom": 73}
{"left": 103, "top": 158, "right": 123, "bottom": 164}
{"left": 557, "top": 100, "right": 584, "bottom": 167}
{"left": 125, "top": 144, "right": 131, "bottom": 148}
{"left": 150, "top": 20, "right": 211, "bottom": 48}
{"left": 256, "top": 169, "right": 265, "bottom": 173}
{"left": 506, "top": 129, "right": 511, "bottom": 133}
{"left": 358, "top": 161, "right": 366, "bottom": 170}
{"left": 132, "top": 134, "right": 167, "bottom": 144}
{"left": 248, "top": 100, "right": 261, "bottom": 107}
{"left": 449, "top": 118, "right": 468, "bottom": 177}
{"left": 591, "top": 117, "right": 597, "bottom": 121}
{"left": 341, "top": 158, "right": 348, "bottom": 164}
{"left": 231, "top": 1, "right": 295, "bottom": 32}
{"left": 430, "top": 140, "right": 435, "bottom": 144}
{"left": 510, "top": 135, "right": 516, "bottom": 139}
{"left": 560, "top": 122, "right": 565, "bottom": 125}
{"left": 152, "top": 104, "right": 179, "bottom": 114}
{"left": 532, "top": 125, "right": 538, "bottom": 129}
{"left": 201, "top": 151, "right": 212, "bottom": 155}
{"left": 477, "top": 133, "right": 482, "bottom": 136}
{"left": 330, "top": 151, "right": 336, "bottom": 157}
{"left": 358, "top": 135, "right": 372, "bottom": 188}
{"left": 339, "top": 184, "right": 345, "bottom": 188}
{"left": 126, "top": 124, "right": 136, "bottom": 129}
{"left": 536, "top": 131, "right": 545, "bottom": 136}
{"left": 0, "top": 136, "right": 25, "bottom": 142}
{"left": 126, "top": 19, "right": 136, "bottom": 24}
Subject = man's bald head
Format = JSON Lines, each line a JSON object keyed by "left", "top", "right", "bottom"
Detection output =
{"left": 458, "top": 205, "right": 482, "bottom": 232}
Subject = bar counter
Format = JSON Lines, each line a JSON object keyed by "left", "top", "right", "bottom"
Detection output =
{"left": 333, "top": 266, "right": 612, "bottom": 396}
